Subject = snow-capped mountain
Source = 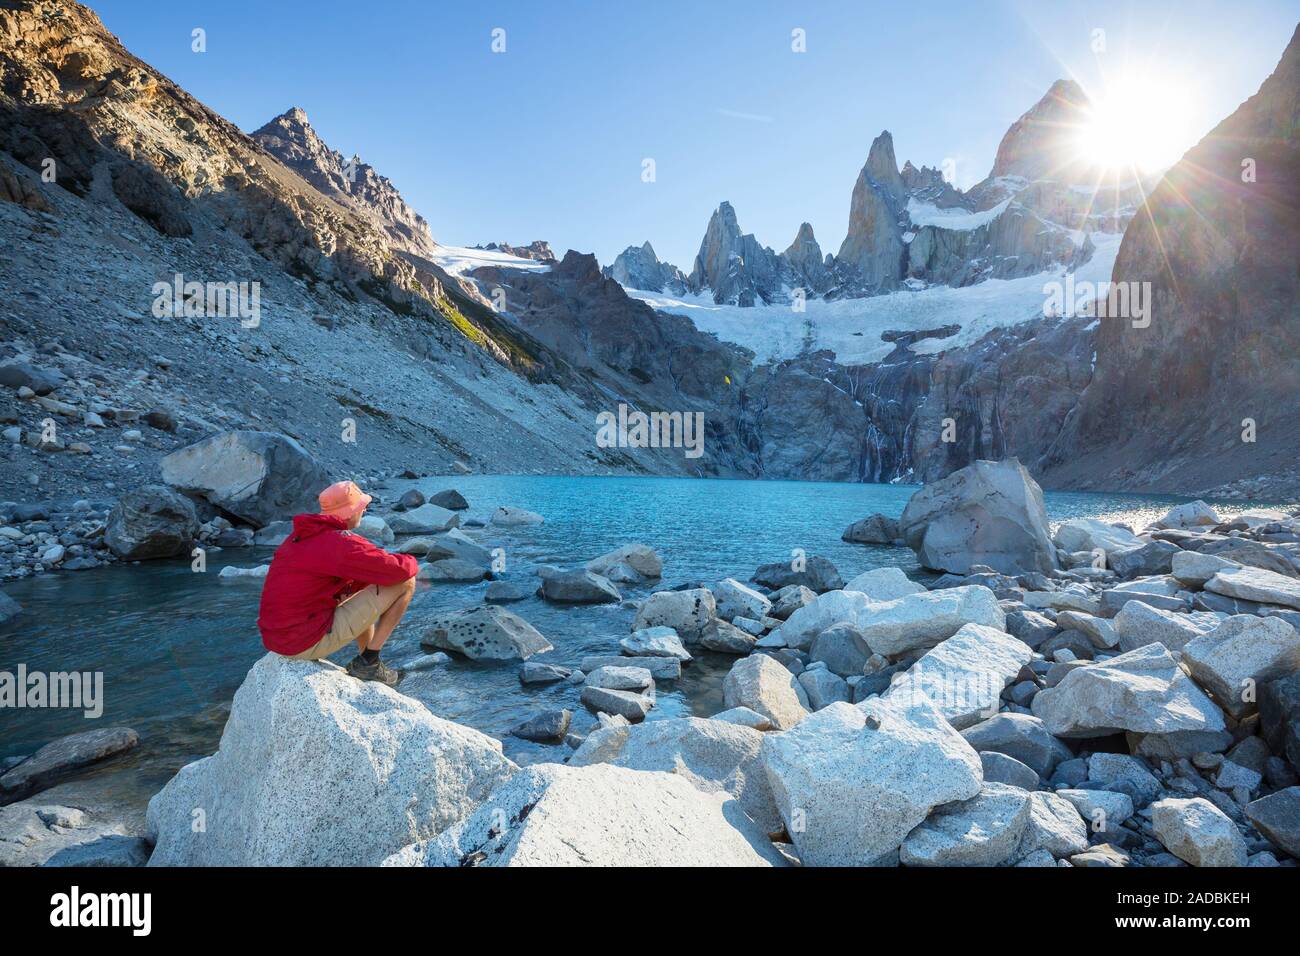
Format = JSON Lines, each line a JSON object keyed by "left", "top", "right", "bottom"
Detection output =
{"left": 3, "top": 0, "right": 1294, "bottom": 498}
{"left": 614, "top": 80, "right": 1157, "bottom": 310}
{"left": 602, "top": 241, "right": 688, "bottom": 295}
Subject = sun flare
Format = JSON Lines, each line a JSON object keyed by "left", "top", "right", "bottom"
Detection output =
{"left": 1076, "top": 75, "right": 1196, "bottom": 174}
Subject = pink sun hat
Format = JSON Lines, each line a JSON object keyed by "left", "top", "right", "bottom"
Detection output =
{"left": 318, "top": 480, "right": 372, "bottom": 520}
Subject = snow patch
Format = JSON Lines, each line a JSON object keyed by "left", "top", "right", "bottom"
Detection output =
{"left": 906, "top": 197, "right": 1011, "bottom": 231}
{"left": 626, "top": 233, "right": 1122, "bottom": 366}
{"left": 428, "top": 244, "right": 552, "bottom": 276}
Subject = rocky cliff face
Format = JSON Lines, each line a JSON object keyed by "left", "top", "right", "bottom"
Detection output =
{"left": 905, "top": 202, "right": 1088, "bottom": 287}
{"left": 781, "top": 222, "right": 833, "bottom": 294}
{"left": 251, "top": 107, "right": 436, "bottom": 257}
{"left": 604, "top": 241, "right": 688, "bottom": 294}
{"left": 481, "top": 250, "right": 747, "bottom": 400}
{"left": 834, "top": 131, "right": 908, "bottom": 295}
{"left": 1042, "top": 25, "right": 1300, "bottom": 498}
{"left": 0, "top": 0, "right": 518, "bottom": 353}
{"left": 635, "top": 80, "right": 1169, "bottom": 309}
{"left": 481, "top": 240, "right": 556, "bottom": 262}
{"left": 716, "top": 314, "right": 1098, "bottom": 484}
{"left": 0, "top": 0, "right": 717, "bottom": 501}
{"left": 985, "top": 79, "right": 1092, "bottom": 183}
{"left": 687, "top": 201, "right": 785, "bottom": 306}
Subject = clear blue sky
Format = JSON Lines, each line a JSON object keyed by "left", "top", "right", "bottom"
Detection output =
{"left": 90, "top": 0, "right": 1297, "bottom": 269}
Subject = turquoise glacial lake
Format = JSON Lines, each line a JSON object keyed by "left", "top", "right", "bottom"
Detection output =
{"left": 0, "top": 474, "right": 1269, "bottom": 809}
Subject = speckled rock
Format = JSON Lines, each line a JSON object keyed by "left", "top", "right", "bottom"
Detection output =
{"left": 159, "top": 430, "right": 328, "bottom": 528}
{"left": 1182, "top": 615, "right": 1300, "bottom": 719}
{"left": 633, "top": 588, "right": 717, "bottom": 642}
{"left": 146, "top": 655, "right": 515, "bottom": 865}
{"left": 900, "top": 781, "right": 1032, "bottom": 866}
{"left": 421, "top": 605, "right": 552, "bottom": 660}
{"left": 1031, "top": 643, "right": 1226, "bottom": 738}
{"left": 383, "top": 764, "right": 786, "bottom": 867}
{"left": 883, "top": 622, "right": 1032, "bottom": 729}
{"left": 569, "top": 716, "right": 781, "bottom": 832}
{"left": 723, "top": 654, "right": 810, "bottom": 730}
{"left": 779, "top": 585, "right": 1004, "bottom": 655}
{"left": 760, "top": 697, "right": 982, "bottom": 866}
{"left": 1151, "top": 797, "right": 1248, "bottom": 867}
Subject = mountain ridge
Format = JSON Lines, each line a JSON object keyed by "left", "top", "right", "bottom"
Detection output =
{"left": 251, "top": 106, "right": 437, "bottom": 258}
{"left": 2, "top": 1, "right": 1296, "bottom": 500}
{"left": 609, "top": 80, "right": 1157, "bottom": 307}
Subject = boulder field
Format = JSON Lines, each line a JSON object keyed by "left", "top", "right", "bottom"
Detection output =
{"left": 9, "top": 458, "right": 1300, "bottom": 868}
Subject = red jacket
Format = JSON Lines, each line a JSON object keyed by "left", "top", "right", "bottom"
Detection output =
{"left": 257, "top": 513, "right": 418, "bottom": 655}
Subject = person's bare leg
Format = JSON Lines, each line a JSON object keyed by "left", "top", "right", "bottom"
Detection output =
{"left": 365, "top": 577, "right": 416, "bottom": 652}
{"left": 355, "top": 623, "right": 375, "bottom": 654}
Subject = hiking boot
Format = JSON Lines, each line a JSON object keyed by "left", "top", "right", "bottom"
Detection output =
{"left": 346, "top": 655, "right": 403, "bottom": 687}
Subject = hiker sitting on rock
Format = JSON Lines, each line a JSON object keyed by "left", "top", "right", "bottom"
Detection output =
{"left": 258, "top": 480, "right": 416, "bottom": 686}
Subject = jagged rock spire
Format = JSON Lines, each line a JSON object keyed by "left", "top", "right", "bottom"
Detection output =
{"left": 836, "top": 133, "right": 906, "bottom": 292}
{"left": 251, "top": 106, "right": 436, "bottom": 255}
{"left": 988, "top": 79, "right": 1092, "bottom": 180}
{"left": 864, "top": 130, "right": 906, "bottom": 202}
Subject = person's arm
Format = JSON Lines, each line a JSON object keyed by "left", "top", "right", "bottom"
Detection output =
{"left": 331, "top": 533, "right": 419, "bottom": 586}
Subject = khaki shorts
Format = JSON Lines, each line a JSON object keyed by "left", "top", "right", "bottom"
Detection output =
{"left": 288, "top": 584, "right": 397, "bottom": 661}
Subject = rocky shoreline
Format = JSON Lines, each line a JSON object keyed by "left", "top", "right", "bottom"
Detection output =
{"left": 3, "top": 456, "right": 1298, "bottom": 867}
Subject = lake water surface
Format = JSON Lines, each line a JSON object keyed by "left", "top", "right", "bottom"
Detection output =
{"left": 0, "top": 474, "right": 1268, "bottom": 809}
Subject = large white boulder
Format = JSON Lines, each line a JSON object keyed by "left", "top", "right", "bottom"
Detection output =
{"left": 858, "top": 586, "right": 1007, "bottom": 658}
{"left": 490, "top": 506, "right": 543, "bottom": 526}
{"left": 1150, "top": 797, "right": 1248, "bottom": 867}
{"left": 842, "top": 566, "right": 925, "bottom": 601}
{"left": 760, "top": 697, "right": 982, "bottom": 866}
{"left": 1182, "top": 615, "right": 1300, "bottom": 719}
{"left": 722, "top": 655, "right": 809, "bottom": 730}
{"left": 383, "top": 764, "right": 786, "bottom": 867}
{"left": 569, "top": 716, "right": 781, "bottom": 833}
{"left": 899, "top": 459, "right": 1059, "bottom": 575}
{"left": 899, "top": 782, "right": 1032, "bottom": 867}
{"left": 1053, "top": 518, "right": 1143, "bottom": 558}
{"left": 1113, "top": 601, "right": 1222, "bottom": 653}
{"left": 1016, "top": 790, "right": 1089, "bottom": 859}
{"left": 883, "top": 623, "right": 1033, "bottom": 730}
{"left": 633, "top": 588, "right": 717, "bottom": 642}
{"left": 1205, "top": 565, "right": 1300, "bottom": 610}
{"left": 586, "top": 543, "right": 662, "bottom": 581}
{"left": 1171, "top": 550, "right": 1240, "bottom": 587}
{"left": 388, "top": 503, "right": 459, "bottom": 534}
{"left": 421, "top": 605, "right": 553, "bottom": 660}
{"left": 1030, "top": 643, "right": 1226, "bottom": 738}
{"left": 1155, "top": 500, "right": 1221, "bottom": 530}
{"left": 145, "top": 656, "right": 516, "bottom": 866}
{"left": 779, "top": 585, "right": 1004, "bottom": 655}
{"left": 713, "top": 578, "right": 773, "bottom": 621}
{"left": 159, "top": 430, "right": 329, "bottom": 528}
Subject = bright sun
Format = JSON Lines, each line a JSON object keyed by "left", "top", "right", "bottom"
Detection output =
{"left": 1076, "top": 76, "right": 1195, "bottom": 174}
